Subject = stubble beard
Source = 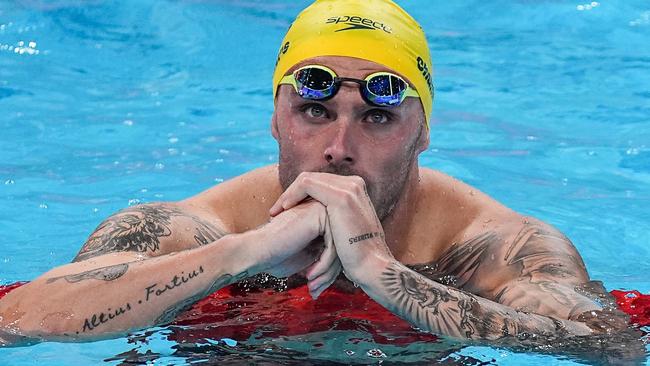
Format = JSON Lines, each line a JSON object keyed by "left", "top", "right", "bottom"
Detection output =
{"left": 277, "top": 128, "right": 422, "bottom": 222}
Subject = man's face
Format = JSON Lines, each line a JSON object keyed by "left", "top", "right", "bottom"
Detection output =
{"left": 272, "top": 56, "right": 429, "bottom": 221}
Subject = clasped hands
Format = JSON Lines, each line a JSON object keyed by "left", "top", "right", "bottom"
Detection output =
{"left": 267, "top": 172, "right": 394, "bottom": 299}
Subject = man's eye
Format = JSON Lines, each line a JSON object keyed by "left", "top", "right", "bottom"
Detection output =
{"left": 366, "top": 110, "right": 391, "bottom": 124}
{"left": 303, "top": 104, "right": 328, "bottom": 119}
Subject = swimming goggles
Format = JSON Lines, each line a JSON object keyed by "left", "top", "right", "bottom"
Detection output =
{"left": 278, "top": 64, "right": 419, "bottom": 107}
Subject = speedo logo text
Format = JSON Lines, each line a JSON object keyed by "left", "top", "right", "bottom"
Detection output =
{"left": 326, "top": 16, "right": 392, "bottom": 34}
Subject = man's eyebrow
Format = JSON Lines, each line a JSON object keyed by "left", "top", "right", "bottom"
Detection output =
{"left": 357, "top": 67, "right": 384, "bottom": 72}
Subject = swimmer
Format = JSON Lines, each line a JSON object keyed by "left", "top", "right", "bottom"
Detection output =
{"left": 0, "top": 0, "right": 631, "bottom": 346}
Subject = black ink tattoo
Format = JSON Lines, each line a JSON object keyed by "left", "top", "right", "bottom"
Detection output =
{"left": 144, "top": 266, "right": 205, "bottom": 302}
{"left": 348, "top": 232, "right": 383, "bottom": 245}
{"left": 497, "top": 222, "right": 599, "bottom": 316}
{"left": 419, "top": 222, "right": 599, "bottom": 328}
{"left": 397, "top": 271, "right": 456, "bottom": 315}
{"left": 504, "top": 223, "right": 586, "bottom": 275}
{"left": 152, "top": 269, "right": 249, "bottom": 325}
{"left": 73, "top": 203, "right": 228, "bottom": 262}
{"left": 73, "top": 205, "right": 177, "bottom": 261}
{"left": 80, "top": 302, "right": 133, "bottom": 333}
{"left": 434, "top": 231, "right": 496, "bottom": 288}
{"left": 193, "top": 221, "right": 223, "bottom": 246}
{"left": 382, "top": 264, "right": 465, "bottom": 336}
{"left": 46, "top": 263, "right": 129, "bottom": 284}
{"left": 381, "top": 262, "right": 562, "bottom": 340}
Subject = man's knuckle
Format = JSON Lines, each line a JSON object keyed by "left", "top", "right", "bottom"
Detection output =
{"left": 341, "top": 189, "right": 356, "bottom": 205}
{"left": 348, "top": 177, "right": 366, "bottom": 194}
{"left": 298, "top": 173, "right": 314, "bottom": 186}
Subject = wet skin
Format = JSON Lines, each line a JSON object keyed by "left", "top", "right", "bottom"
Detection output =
{"left": 0, "top": 56, "right": 644, "bottom": 363}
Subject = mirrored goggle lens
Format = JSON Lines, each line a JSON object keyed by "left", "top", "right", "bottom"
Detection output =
{"left": 365, "top": 74, "right": 407, "bottom": 106}
{"left": 367, "top": 75, "right": 407, "bottom": 96}
{"left": 294, "top": 67, "right": 335, "bottom": 99}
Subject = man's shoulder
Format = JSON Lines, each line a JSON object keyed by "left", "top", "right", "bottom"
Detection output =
{"left": 417, "top": 167, "right": 515, "bottom": 218}
{"left": 183, "top": 164, "right": 281, "bottom": 232}
{"left": 416, "top": 167, "right": 585, "bottom": 277}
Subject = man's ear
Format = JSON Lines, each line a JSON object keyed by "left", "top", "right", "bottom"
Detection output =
{"left": 271, "top": 111, "right": 279, "bottom": 141}
{"left": 416, "top": 121, "right": 430, "bottom": 153}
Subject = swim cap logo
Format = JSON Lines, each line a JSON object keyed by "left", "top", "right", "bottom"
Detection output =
{"left": 275, "top": 41, "right": 290, "bottom": 66}
{"left": 326, "top": 16, "right": 392, "bottom": 34}
{"left": 417, "top": 56, "right": 433, "bottom": 94}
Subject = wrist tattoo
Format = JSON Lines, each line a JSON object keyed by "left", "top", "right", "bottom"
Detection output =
{"left": 348, "top": 231, "right": 383, "bottom": 245}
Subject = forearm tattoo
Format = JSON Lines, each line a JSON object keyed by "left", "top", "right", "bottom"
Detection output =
{"left": 76, "top": 263, "right": 249, "bottom": 334}
{"left": 46, "top": 263, "right": 129, "bottom": 284}
{"left": 382, "top": 221, "right": 632, "bottom": 340}
{"left": 381, "top": 262, "right": 558, "bottom": 340}
{"left": 73, "top": 203, "right": 227, "bottom": 262}
{"left": 424, "top": 222, "right": 607, "bottom": 320}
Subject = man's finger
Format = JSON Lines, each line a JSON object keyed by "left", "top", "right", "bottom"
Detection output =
{"left": 269, "top": 174, "right": 315, "bottom": 216}
{"left": 305, "top": 227, "right": 338, "bottom": 281}
{"left": 267, "top": 247, "right": 317, "bottom": 278}
{"left": 308, "top": 261, "right": 342, "bottom": 299}
{"left": 270, "top": 173, "right": 350, "bottom": 216}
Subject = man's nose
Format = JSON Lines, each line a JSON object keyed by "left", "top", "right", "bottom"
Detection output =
{"left": 323, "top": 119, "right": 355, "bottom": 165}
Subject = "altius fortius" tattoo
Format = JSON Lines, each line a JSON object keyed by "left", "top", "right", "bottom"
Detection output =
{"left": 78, "top": 264, "right": 207, "bottom": 334}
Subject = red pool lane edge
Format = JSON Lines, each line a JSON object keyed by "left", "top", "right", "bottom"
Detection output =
{"left": 610, "top": 289, "right": 650, "bottom": 327}
{"left": 1, "top": 282, "right": 648, "bottom": 339}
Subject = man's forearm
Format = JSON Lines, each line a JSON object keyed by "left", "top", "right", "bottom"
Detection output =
{"left": 359, "top": 260, "right": 593, "bottom": 341}
{"left": 0, "top": 233, "right": 255, "bottom": 343}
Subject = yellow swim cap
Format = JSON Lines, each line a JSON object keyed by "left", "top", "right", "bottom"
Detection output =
{"left": 272, "top": 0, "right": 434, "bottom": 127}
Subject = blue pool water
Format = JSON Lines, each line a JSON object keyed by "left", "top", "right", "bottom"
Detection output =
{"left": 1, "top": 0, "right": 649, "bottom": 364}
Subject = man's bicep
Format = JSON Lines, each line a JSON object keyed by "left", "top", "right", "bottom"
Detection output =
{"left": 72, "top": 202, "right": 229, "bottom": 262}
{"left": 493, "top": 279, "right": 600, "bottom": 320}
{"left": 489, "top": 218, "right": 600, "bottom": 319}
